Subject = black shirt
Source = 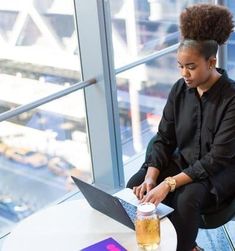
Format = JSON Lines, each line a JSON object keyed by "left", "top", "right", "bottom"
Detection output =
{"left": 147, "top": 69, "right": 235, "bottom": 184}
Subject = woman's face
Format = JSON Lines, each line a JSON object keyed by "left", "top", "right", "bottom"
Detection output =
{"left": 177, "top": 47, "right": 214, "bottom": 89}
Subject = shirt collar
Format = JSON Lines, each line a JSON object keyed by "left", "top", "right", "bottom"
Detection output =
{"left": 201, "top": 68, "right": 227, "bottom": 98}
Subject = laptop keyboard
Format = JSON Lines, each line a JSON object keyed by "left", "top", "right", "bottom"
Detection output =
{"left": 118, "top": 197, "right": 137, "bottom": 223}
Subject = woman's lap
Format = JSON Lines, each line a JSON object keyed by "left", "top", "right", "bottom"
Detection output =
{"left": 126, "top": 161, "right": 216, "bottom": 251}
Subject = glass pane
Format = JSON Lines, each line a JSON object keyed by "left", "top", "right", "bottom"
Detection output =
{"left": 225, "top": 221, "right": 235, "bottom": 248}
{"left": 110, "top": 0, "right": 214, "bottom": 68}
{"left": 0, "top": 0, "right": 90, "bottom": 236}
{"left": 227, "top": 0, "right": 235, "bottom": 79}
{"left": 0, "top": 0, "right": 81, "bottom": 113}
{"left": 116, "top": 51, "right": 180, "bottom": 161}
{"left": 226, "top": 1, "right": 235, "bottom": 242}
{"left": 0, "top": 90, "right": 92, "bottom": 235}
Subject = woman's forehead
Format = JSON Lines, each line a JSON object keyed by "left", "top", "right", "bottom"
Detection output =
{"left": 177, "top": 47, "right": 203, "bottom": 63}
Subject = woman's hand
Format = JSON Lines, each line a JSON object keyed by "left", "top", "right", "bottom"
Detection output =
{"left": 133, "top": 177, "right": 156, "bottom": 200}
{"left": 140, "top": 181, "right": 171, "bottom": 205}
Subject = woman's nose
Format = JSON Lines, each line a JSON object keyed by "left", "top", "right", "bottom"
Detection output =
{"left": 181, "top": 67, "right": 190, "bottom": 77}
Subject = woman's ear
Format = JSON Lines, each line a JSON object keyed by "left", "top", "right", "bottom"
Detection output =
{"left": 208, "top": 57, "right": 217, "bottom": 69}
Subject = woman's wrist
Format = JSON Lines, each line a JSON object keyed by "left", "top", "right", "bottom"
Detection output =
{"left": 161, "top": 180, "right": 172, "bottom": 192}
{"left": 144, "top": 176, "right": 156, "bottom": 186}
{"left": 145, "top": 166, "right": 160, "bottom": 184}
{"left": 164, "top": 177, "right": 177, "bottom": 192}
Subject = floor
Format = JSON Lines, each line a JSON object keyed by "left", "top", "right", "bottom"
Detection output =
{"left": 196, "top": 222, "right": 235, "bottom": 250}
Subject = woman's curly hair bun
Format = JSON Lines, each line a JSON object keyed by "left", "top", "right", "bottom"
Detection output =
{"left": 180, "top": 4, "right": 234, "bottom": 45}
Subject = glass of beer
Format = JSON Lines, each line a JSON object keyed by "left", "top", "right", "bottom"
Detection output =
{"left": 135, "top": 202, "right": 160, "bottom": 250}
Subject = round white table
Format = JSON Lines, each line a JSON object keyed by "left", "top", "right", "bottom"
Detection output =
{"left": 2, "top": 199, "right": 177, "bottom": 251}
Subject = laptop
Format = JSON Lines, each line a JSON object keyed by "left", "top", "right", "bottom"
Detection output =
{"left": 71, "top": 176, "right": 174, "bottom": 231}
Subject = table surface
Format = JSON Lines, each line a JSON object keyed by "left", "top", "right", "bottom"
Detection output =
{"left": 2, "top": 199, "right": 177, "bottom": 251}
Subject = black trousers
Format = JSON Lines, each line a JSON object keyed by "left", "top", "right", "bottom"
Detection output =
{"left": 126, "top": 162, "right": 216, "bottom": 251}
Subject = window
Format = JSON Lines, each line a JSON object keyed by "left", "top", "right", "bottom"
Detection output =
{"left": 110, "top": 0, "right": 212, "bottom": 161}
{"left": 227, "top": 0, "right": 235, "bottom": 79}
{"left": 0, "top": 0, "right": 93, "bottom": 235}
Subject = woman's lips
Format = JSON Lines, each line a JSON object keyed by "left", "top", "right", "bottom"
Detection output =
{"left": 185, "top": 79, "right": 192, "bottom": 84}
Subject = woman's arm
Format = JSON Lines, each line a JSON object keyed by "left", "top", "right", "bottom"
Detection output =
{"left": 140, "top": 172, "right": 193, "bottom": 204}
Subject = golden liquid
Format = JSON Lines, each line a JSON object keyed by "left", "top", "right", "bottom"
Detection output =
{"left": 135, "top": 218, "right": 160, "bottom": 250}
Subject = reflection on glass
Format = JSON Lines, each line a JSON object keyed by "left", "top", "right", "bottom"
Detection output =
{"left": 0, "top": 0, "right": 81, "bottom": 113}
{"left": 0, "top": 90, "right": 92, "bottom": 234}
{"left": 110, "top": 0, "right": 213, "bottom": 67}
{"left": 116, "top": 51, "right": 180, "bottom": 161}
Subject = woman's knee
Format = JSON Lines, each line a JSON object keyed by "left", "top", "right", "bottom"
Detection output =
{"left": 173, "top": 182, "right": 210, "bottom": 213}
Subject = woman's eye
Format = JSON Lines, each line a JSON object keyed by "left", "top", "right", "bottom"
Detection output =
{"left": 187, "top": 66, "right": 196, "bottom": 70}
{"left": 177, "top": 65, "right": 196, "bottom": 70}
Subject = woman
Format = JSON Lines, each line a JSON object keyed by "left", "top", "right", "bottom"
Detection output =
{"left": 127, "top": 4, "right": 235, "bottom": 251}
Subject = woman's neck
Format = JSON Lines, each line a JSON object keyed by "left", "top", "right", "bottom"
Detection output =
{"left": 197, "top": 70, "right": 221, "bottom": 97}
